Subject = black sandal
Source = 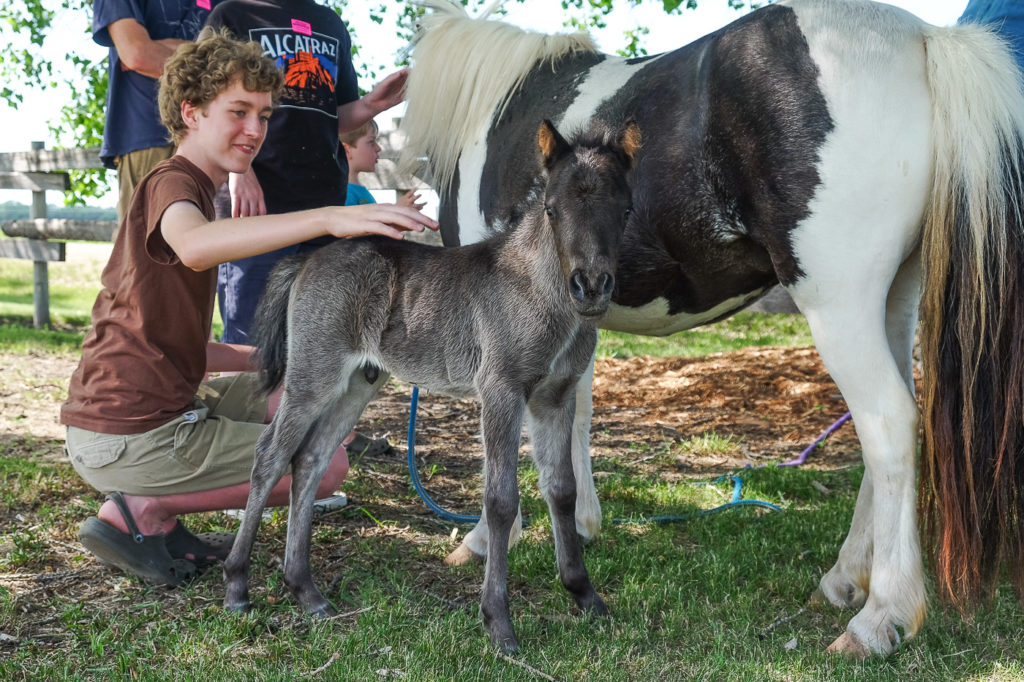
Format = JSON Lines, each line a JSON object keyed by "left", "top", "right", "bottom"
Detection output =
{"left": 78, "top": 492, "right": 197, "bottom": 587}
{"left": 164, "top": 521, "right": 234, "bottom": 569}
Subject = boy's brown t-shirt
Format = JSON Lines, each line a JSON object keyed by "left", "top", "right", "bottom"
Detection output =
{"left": 61, "top": 156, "right": 218, "bottom": 435}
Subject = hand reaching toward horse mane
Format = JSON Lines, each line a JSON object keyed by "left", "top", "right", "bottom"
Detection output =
{"left": 396, "top": 190, "right": 426, "bottom": 212}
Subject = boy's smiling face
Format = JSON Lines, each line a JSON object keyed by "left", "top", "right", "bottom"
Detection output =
{"left": 179, "top": 78, "right": 273, "bottom": 185}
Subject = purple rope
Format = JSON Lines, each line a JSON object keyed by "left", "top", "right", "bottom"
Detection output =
{"left": 778, "top": 411, "right": 851, "bottom": 467}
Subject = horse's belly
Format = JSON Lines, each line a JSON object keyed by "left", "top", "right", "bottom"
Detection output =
{"left": 600, "top": 288, "right": 769, "bottom": 336}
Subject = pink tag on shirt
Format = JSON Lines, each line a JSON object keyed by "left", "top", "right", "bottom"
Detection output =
{"left": 291, "top": 19, "right": 312, "bottom": 36}
{"left": 196, "top": 0, "right": 211, "bottom": 10}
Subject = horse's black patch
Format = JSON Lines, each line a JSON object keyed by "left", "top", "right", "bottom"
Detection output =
{"left": 481, "top": 51, "right": 607, "bottom": 233}
{"left": 472, "top": 5, "right": 832, "bottom": 318}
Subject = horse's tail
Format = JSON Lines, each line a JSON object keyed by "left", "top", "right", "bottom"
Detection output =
{"left": 252, "top": 254, "right": 308, "bottom": 395}
{"left": 919, "top": 23, "right": 1024, "bottom": 610}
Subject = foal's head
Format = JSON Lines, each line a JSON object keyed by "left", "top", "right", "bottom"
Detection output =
{"left": 538, "top": 119, "right": 640, "bottom": 319}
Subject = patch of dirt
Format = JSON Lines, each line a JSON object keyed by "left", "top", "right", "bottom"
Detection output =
{"left": 0, "top": 345, "right": 860, "bottom": 646}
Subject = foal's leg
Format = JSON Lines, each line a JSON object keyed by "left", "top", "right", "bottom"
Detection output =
{"left": 477, "top": 382, "right": 526, "bottom": 652}
{"left": 445, "top": 360, "right": 600, "bottom": 565}
{"left": 814, "top": 252, "right": 921, "bottom": 612}
{"left": 283, "top": 365, "right": 387, "bottom": 617}
{"left": 526, "top": 383, "right": 606, "bottom": 617}
{"left": 223, "top": 392, "right": 316, "bottom": 613}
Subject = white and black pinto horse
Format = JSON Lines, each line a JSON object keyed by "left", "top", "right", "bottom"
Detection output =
{"left": 400, "top": 0, "right": 1024, "bottom": 657}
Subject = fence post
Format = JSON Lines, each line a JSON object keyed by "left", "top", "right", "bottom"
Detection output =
{"left": 29, "top": 140, "right": 50, "bottom": 329}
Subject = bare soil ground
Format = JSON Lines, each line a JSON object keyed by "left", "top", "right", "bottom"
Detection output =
{"left": 0, "top": 345, "right": 860, "bottom": 645}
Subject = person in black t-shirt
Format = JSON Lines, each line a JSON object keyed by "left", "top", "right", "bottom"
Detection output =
{"left": 206, "top": 0, "right": 409, "bottom": 344}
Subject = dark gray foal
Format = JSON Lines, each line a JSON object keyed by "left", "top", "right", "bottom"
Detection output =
{"left": 222, "top": 119, "right": 640, "bottom": 651}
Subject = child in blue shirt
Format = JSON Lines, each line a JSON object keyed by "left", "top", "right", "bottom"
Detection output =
{"left": 341, "top": 120, "right": 425, "bottom": 209}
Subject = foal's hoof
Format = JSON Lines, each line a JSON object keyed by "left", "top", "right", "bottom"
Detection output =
{"left": 588, "top": 596, "right": 609, "bottom": 618}
{"left": 307, "top": 602, "right": 339, "bottom": 619}
{"left": 491, "top": 632, "right": 520, "bottom": 654}
{"left": 445, "top": 543, "right": 484, "bottom": 566}
{"left": 223, "top": 599, "right": 251, "bottom": 614}
{"left": 826, "top": 630, "right": 871, "bottom": 660}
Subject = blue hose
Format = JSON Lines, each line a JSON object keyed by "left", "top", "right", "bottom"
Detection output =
{"left": 611, "top": 475, "right": 781, "bottom": 525}
{"left": 405, "top": 387, "right": 780, "bottom": 526}
{"left": 406, "top": 386, "right": 481, "bottom": 524}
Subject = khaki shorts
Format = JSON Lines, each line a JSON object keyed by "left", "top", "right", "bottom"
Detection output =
{"left": 115, "top": 144, "right": 176, "bottom": 225}
{"left": 66, "top": 373, "right": 270, "bottom": 496}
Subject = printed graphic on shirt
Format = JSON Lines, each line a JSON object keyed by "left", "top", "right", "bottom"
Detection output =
{"left": 249, "top": 27, "right": 339, "bottom": 116}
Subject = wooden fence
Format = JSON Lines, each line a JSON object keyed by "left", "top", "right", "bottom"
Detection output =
{"left": 0, "top": 131, "right": 433, "bottom": 328}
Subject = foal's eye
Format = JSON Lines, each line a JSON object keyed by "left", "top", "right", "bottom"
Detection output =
{"left": 624, "top": 206, "right": 633, "bottom": 220}
{"left": 545, "top": 207, "right": 556, "bottom": 219}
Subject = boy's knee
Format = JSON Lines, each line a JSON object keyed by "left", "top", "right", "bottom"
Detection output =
{"left": 320, "top": 446, "right": 350, "bottom": 491}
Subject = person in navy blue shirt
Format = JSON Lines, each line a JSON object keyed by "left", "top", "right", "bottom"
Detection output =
{"left": 93, "top": 0, "right": 222, "bottom": 223}
{"left": 959, "top": 0, "right": 1024, "bottom": 68}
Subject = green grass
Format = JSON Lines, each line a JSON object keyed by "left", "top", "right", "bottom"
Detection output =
{"left": 0, "top": 240, "right": 225, "bottom": 339}
{"left": 3, "top": 251, "right": 1022, "bottom": 679}
{"left": 3, "top": 449, "right": 1024, "bottom": 680}
{"left": 597, "top": 312, "right": 812, "bottom": 358}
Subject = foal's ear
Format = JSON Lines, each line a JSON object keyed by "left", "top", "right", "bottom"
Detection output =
{"left": 618, "top": 119, "right": 642, "bottom": 166}
{"left": 537, "top": 119, "right": 570, "bottom": 169}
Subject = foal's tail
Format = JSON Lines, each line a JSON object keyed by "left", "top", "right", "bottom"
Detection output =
{"left": 252, "top": 255, "right": 307, "bottom": 394}
{"left": 919, "top": 24, "right": 1024, "bottom": 609}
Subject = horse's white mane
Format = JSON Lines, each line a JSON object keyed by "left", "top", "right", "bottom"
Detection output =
{"left": 399, "top": 0, "right": 598, "bottom": 194}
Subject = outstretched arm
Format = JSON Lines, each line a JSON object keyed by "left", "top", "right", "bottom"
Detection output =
{"left": 337, "top": 68, "right": 409, "bottom": 134}
{"left": 396, "top": 190, "right": 426, "bottom": 212}
{"left": 161, "top": 200, "right": 438, "bottom": 272}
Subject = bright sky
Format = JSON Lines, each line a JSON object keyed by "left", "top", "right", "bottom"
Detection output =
{"left": 0, "top": 0, "right": 968, "bottom": 205}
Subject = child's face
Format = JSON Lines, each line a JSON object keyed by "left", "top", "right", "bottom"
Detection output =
{"left": 182, "top": 78, "right": 273, "bottom": 180}
{"left": 345, "top": 128, "right": 381, "bottom": 175}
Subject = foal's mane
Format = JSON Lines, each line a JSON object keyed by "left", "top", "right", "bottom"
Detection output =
{"left": 399, "top": 0, "right": 598, "bottom": 194}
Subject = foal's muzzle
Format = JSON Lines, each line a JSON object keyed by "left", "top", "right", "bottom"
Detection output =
{"left": 569, "top": 269, "right": 615, "bottom": 317}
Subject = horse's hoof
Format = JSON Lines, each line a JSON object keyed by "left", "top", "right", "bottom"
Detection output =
{"left": 491, "top": 633, "right": 520, "bottom": 653}
{"left": 224, "top": 599, "right": 251, "bottom": 614}
{"left": 826, "top": 630, "right": 871, "bottom": 660}
{"left": 307, "top": 603, "right": 338, "bottom": 619}
{"left": 588, "top": 596, "right": 609, "bottom": 618}
{"left": 445, "top": 543, "right": 484, "bottom": 566}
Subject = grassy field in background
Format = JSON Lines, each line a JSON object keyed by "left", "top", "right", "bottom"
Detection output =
{"left": 0, "top": 239, "right": 810, "bottom": 357}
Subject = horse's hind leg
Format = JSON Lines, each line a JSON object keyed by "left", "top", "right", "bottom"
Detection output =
{"left": 224, "top": 395, "right": 315, "bottom": 613}
{"left": 283, "top": 364, "right": 387, "bottom": 617}
{"left": 815, "top": 250, "right": 921, "bottom": 613}
{"left": 789, "top": 256, "right": 925, "bottom": 657}
{"left": 526, "top": 381, "right": 606, "bottom": 617}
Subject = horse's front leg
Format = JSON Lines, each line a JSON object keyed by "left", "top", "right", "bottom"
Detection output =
{"left": 445, "top": 362, "right": 599, "bottom": 565}
{"left": 816, "top": 473, "right": 872, "bottom": 610}
{"left": 527, "top": 382, "right": 606, "bottom": 617}
{"left": 570, "top": 357, "right": 601, "bottom": 542}
{"left": 478, "top": 383, "right": 526, "bottom": 652}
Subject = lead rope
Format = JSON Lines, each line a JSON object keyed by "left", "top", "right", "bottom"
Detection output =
{"left": 405, "top": 387, "right": 849, "bottom": 525}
